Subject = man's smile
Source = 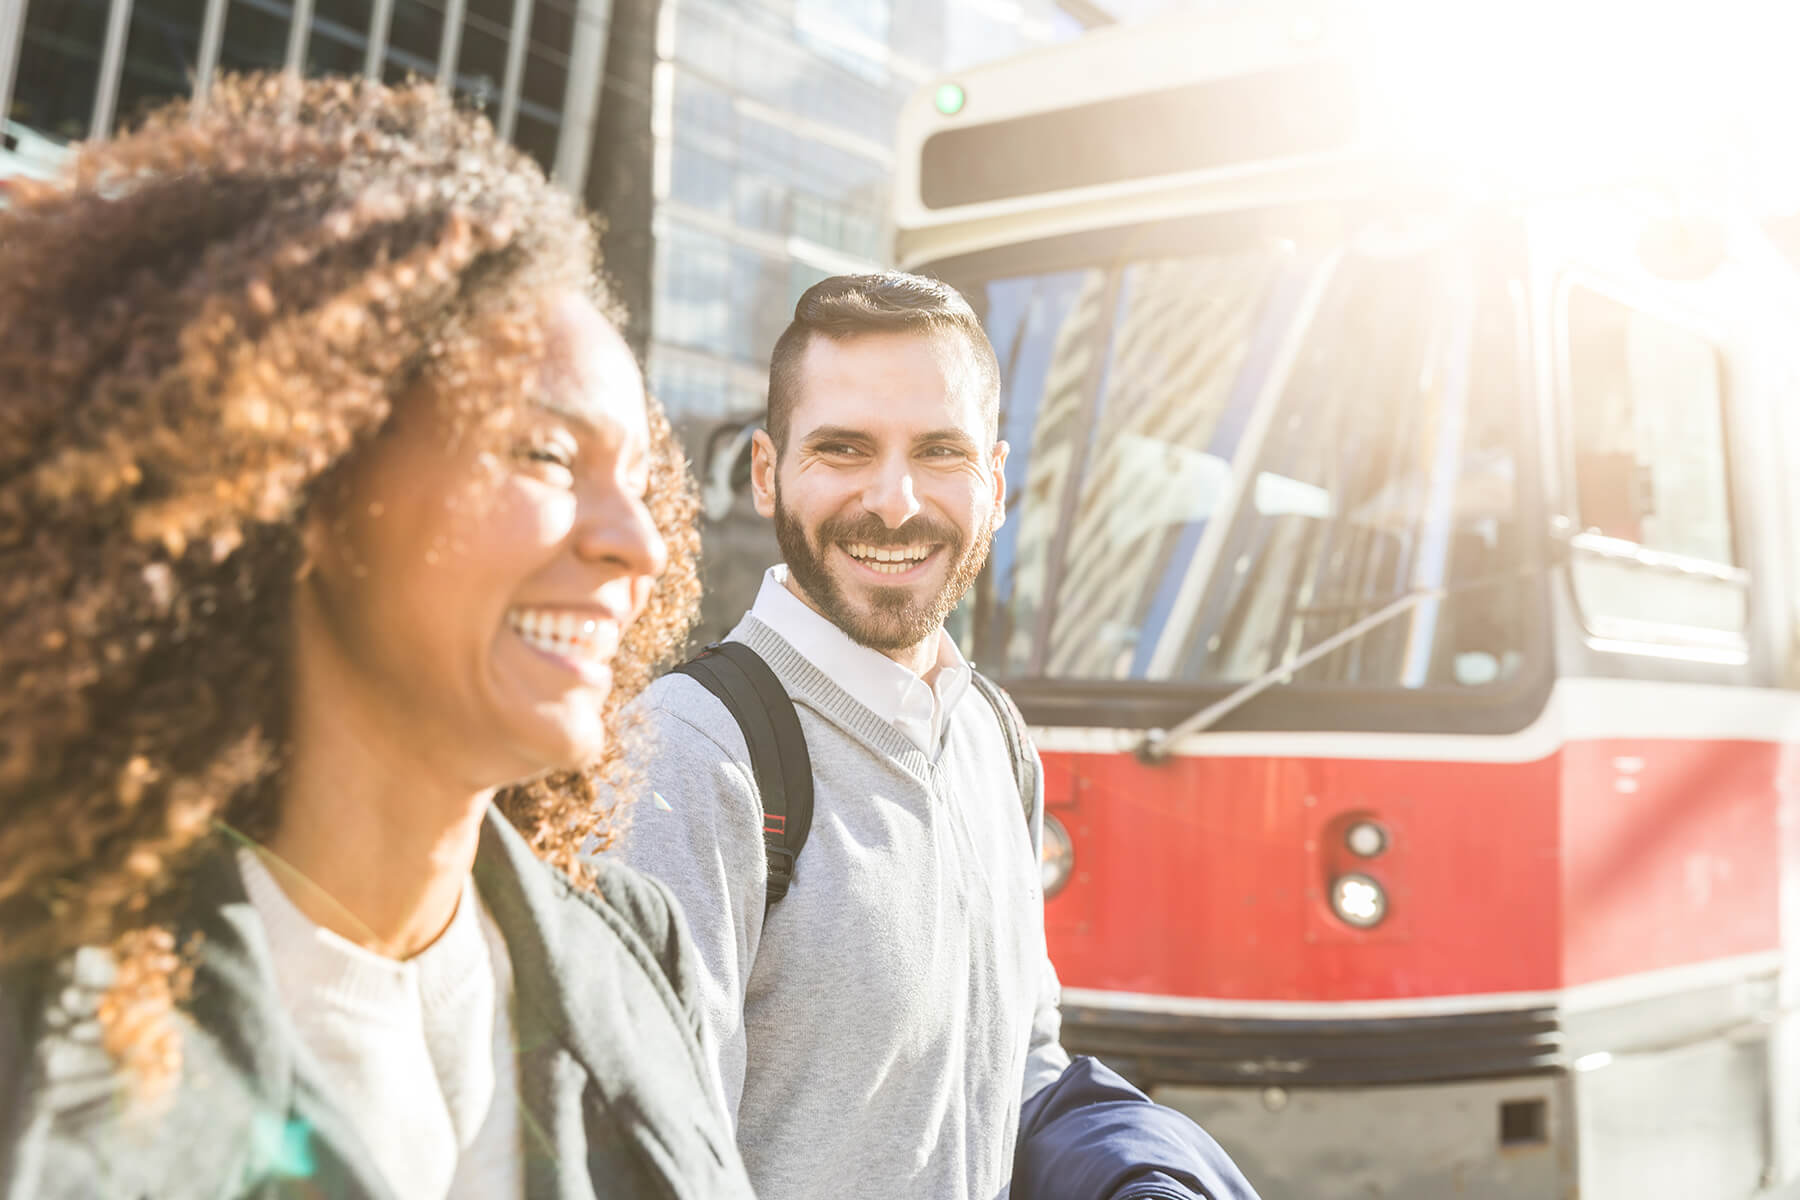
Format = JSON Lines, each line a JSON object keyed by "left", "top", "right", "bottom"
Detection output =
{"left": 839, "top": 541, "right": 942, "bottom": 578}
{"left": 838, "top": 541, "right": 943, "bottom": 580}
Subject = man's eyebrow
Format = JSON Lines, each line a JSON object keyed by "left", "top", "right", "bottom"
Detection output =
{"left": 799, "top": 424, "right": 871, "bottom": 445}
{"left": 913, "top": 427, "right": 979, "bottom": 450}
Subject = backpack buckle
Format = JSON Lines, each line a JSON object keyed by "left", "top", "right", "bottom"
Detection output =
{"left": 764, "top": 845, "right": 796, "bottom": 901}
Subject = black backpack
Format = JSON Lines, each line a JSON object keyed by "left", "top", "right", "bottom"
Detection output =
{"left": 672, "top": 641, "right": 1040, "bottom": 906}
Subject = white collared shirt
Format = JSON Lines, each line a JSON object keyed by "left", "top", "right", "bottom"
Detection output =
{"left": 749, "top": 565, "right": 972, "bottom": 755}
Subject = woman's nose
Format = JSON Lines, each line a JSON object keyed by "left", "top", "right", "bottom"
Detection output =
{"left": 575, "top": 488, "right": 667, "bottom": 579}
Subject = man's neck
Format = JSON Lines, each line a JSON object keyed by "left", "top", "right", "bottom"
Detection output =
{"left": 781, "top": 571, "right": 941, "bottom": 681}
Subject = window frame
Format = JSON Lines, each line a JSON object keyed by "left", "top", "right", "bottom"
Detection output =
{"left": 1551, "top": 273, "right": 1750, "bottom": 661}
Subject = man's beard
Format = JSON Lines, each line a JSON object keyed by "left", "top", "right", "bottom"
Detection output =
{"left": 774, "top": 492, "right": 995, "bottom": 654}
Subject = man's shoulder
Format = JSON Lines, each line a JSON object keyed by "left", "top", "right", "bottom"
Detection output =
{"left": 640, "top": 667, "right": 754, "bottom": 763}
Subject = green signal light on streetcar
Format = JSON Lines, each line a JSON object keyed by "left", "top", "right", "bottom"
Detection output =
{"left": 934, "top": 83, "right": 966, "bottom": 116}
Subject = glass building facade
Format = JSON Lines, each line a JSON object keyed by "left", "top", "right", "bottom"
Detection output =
{"left": 2, "top": 0, "right": 615, "bottom": 189}
{"left": 646, "top": 0, "right": 1063, "bottom": 423}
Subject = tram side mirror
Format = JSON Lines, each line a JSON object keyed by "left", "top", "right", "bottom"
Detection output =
{"left": 1638, "top": 214, "right": 1727, "bottom": 282}
{"left": 700, "top": 420, "right": 760, "bottom": 523}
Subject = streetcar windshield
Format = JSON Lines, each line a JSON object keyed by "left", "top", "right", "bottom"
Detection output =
{"left": 958, "top": 232, "right": 1533, "bottom": 693}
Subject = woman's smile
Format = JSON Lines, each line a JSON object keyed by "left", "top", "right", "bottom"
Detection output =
{"left": 504, "top": 605, "right": 621, "bottom": 688}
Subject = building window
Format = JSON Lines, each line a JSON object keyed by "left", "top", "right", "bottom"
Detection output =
{"left": 733, "top": 168, "right": 787, "bottom": 234}
{"left": 655, "top": 224, "right": 733, "bottom": 352}
{"left": 729, "top": 246, "right": 790, "bottom": 361}
{"left": 512, "top": 109, "right": 561, "bottom": 175}
{"left": 671, "top": 141, "right": 735, "bottom": 216}
{"left": 651, "top": 353, "right": 729, "bottom": 420}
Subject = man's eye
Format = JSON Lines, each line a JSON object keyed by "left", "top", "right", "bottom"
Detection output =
{"left": 921, "top": 444, "right": 971, "bottom": 462}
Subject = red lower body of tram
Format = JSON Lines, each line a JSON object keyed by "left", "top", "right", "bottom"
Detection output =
{"left": 1039, "top": 679, "right": 1796, "bottom": 1200}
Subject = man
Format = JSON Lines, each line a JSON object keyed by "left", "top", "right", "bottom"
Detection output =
{"left": 619, "top": 272, "right": 1069, "bottom": 1199}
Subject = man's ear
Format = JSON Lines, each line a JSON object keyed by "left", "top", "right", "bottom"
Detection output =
{"left": 989, "top": 439, "right": 1009, "bottom": 530}
{"left": 750, "top": 428, "right": 779, "bottom": 519}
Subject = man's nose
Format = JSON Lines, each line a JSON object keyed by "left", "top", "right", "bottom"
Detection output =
{"left": 861, "top": 460, "right": 922, "bottom": 530}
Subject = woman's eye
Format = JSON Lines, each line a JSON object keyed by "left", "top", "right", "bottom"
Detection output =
{"left": 515, "top": 439, "right": 577, "bottom": 476}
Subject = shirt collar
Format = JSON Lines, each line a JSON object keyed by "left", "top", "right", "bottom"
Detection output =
{"left": 750, "top": 565, "right": 971, "bottom": 751}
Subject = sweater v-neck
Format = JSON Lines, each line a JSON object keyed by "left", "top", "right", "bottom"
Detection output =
{"left": 734, "top": 615, "right": 939, "bottom": 787}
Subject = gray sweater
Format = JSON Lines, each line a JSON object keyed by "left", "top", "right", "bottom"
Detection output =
{"left": 619, "top": 616, "right": 1070, "bottom": 1200}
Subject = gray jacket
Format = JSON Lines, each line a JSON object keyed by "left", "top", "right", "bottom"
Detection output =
{"left": 0, "top": 808, "right": 755, "bottom": 1200}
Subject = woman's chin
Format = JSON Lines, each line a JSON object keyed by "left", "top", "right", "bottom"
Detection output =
{"left": 490, "top": 712, "right": 609, "bottom": 785}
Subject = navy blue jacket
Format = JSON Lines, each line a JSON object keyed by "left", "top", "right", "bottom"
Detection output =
{"left": 1013, "top": 1056, "right": 1261, "bottom": 1200}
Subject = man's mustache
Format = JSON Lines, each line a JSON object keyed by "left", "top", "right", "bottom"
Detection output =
{"left": 815, "top": 514, "right": 962, "bottom": 549}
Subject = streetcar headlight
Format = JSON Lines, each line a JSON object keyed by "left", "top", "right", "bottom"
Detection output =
{"left": 1041, "top": 813, "right": 1075, "bottom": 898}
{"left": 1330, "top": 873, "right": 1388, "bottom": 928}
{"left": 1345, "top": 820, "right": 1388, "bottom": 858}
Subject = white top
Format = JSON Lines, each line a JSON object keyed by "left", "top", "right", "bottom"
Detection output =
{"left": 750, "top": 564, "right": 973, "bottom": 754}
{"left": 237, "top": 850, "right": 523, "bottom": 1200}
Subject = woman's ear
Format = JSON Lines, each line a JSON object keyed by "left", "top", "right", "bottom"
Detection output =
{"left": 296, "top": 471, "right": 354, "bottom": 584}
{"left": 295, "top": 507, "right": 329, "bottom": 583}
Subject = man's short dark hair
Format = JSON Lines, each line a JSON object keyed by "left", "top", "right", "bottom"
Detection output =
{"left": 765, "top": 272, "right": 1000, "bottom": 453}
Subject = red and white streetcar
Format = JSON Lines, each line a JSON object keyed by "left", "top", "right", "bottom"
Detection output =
{"left": 892, "top": 5, "right": 1800, "bottom": 1197}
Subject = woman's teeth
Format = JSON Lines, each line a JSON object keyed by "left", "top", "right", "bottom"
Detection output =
{"left": 844, "top": 543, "right": 932, "bottom": 575}
{"left": 507, "top": 608, "right": 611, "bottom": 662}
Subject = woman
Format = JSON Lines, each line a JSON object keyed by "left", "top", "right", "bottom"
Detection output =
{"left": 0, "top": 76, "right": 752, "bottom": 1200}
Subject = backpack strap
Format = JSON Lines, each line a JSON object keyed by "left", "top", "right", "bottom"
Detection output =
{"left": 970, "top": 669, "right": 1040, "bottom": 843}
{"left": 672, "top": 642, "right": 814, "bottom": 905}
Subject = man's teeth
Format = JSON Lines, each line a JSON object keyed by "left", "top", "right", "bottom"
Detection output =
{"left": 844, "top": 543, "right": 932, "bottom": 574}
{"left": 507, "top": 608, "right": 610, "bottom": 661}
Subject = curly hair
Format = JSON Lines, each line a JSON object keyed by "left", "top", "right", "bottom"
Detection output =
{"left": 0, "top": 75, "right": 700, "bottom": 1085}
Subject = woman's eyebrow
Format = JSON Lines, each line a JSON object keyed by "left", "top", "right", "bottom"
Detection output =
{"left": 534, "top": 399, "right": 597, "bottom": 430}
{"left": 533, "top": 402, "right": 625, "bottom": 444}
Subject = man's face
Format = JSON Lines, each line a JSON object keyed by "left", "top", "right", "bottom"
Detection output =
{"left": 750, "top": 330, "right": 1007, "bottom": 653}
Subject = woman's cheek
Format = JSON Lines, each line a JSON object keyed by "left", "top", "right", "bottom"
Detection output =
{"left": 493, "top": 477, "right": 580, "bottom": 552}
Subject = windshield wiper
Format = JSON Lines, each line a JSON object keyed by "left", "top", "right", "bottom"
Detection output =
{"left": 1133, "top": 556, "right": 1550, "bottom": 762}
{"left": 1137, "top": 588, "right": 1443, "bottom": 763}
